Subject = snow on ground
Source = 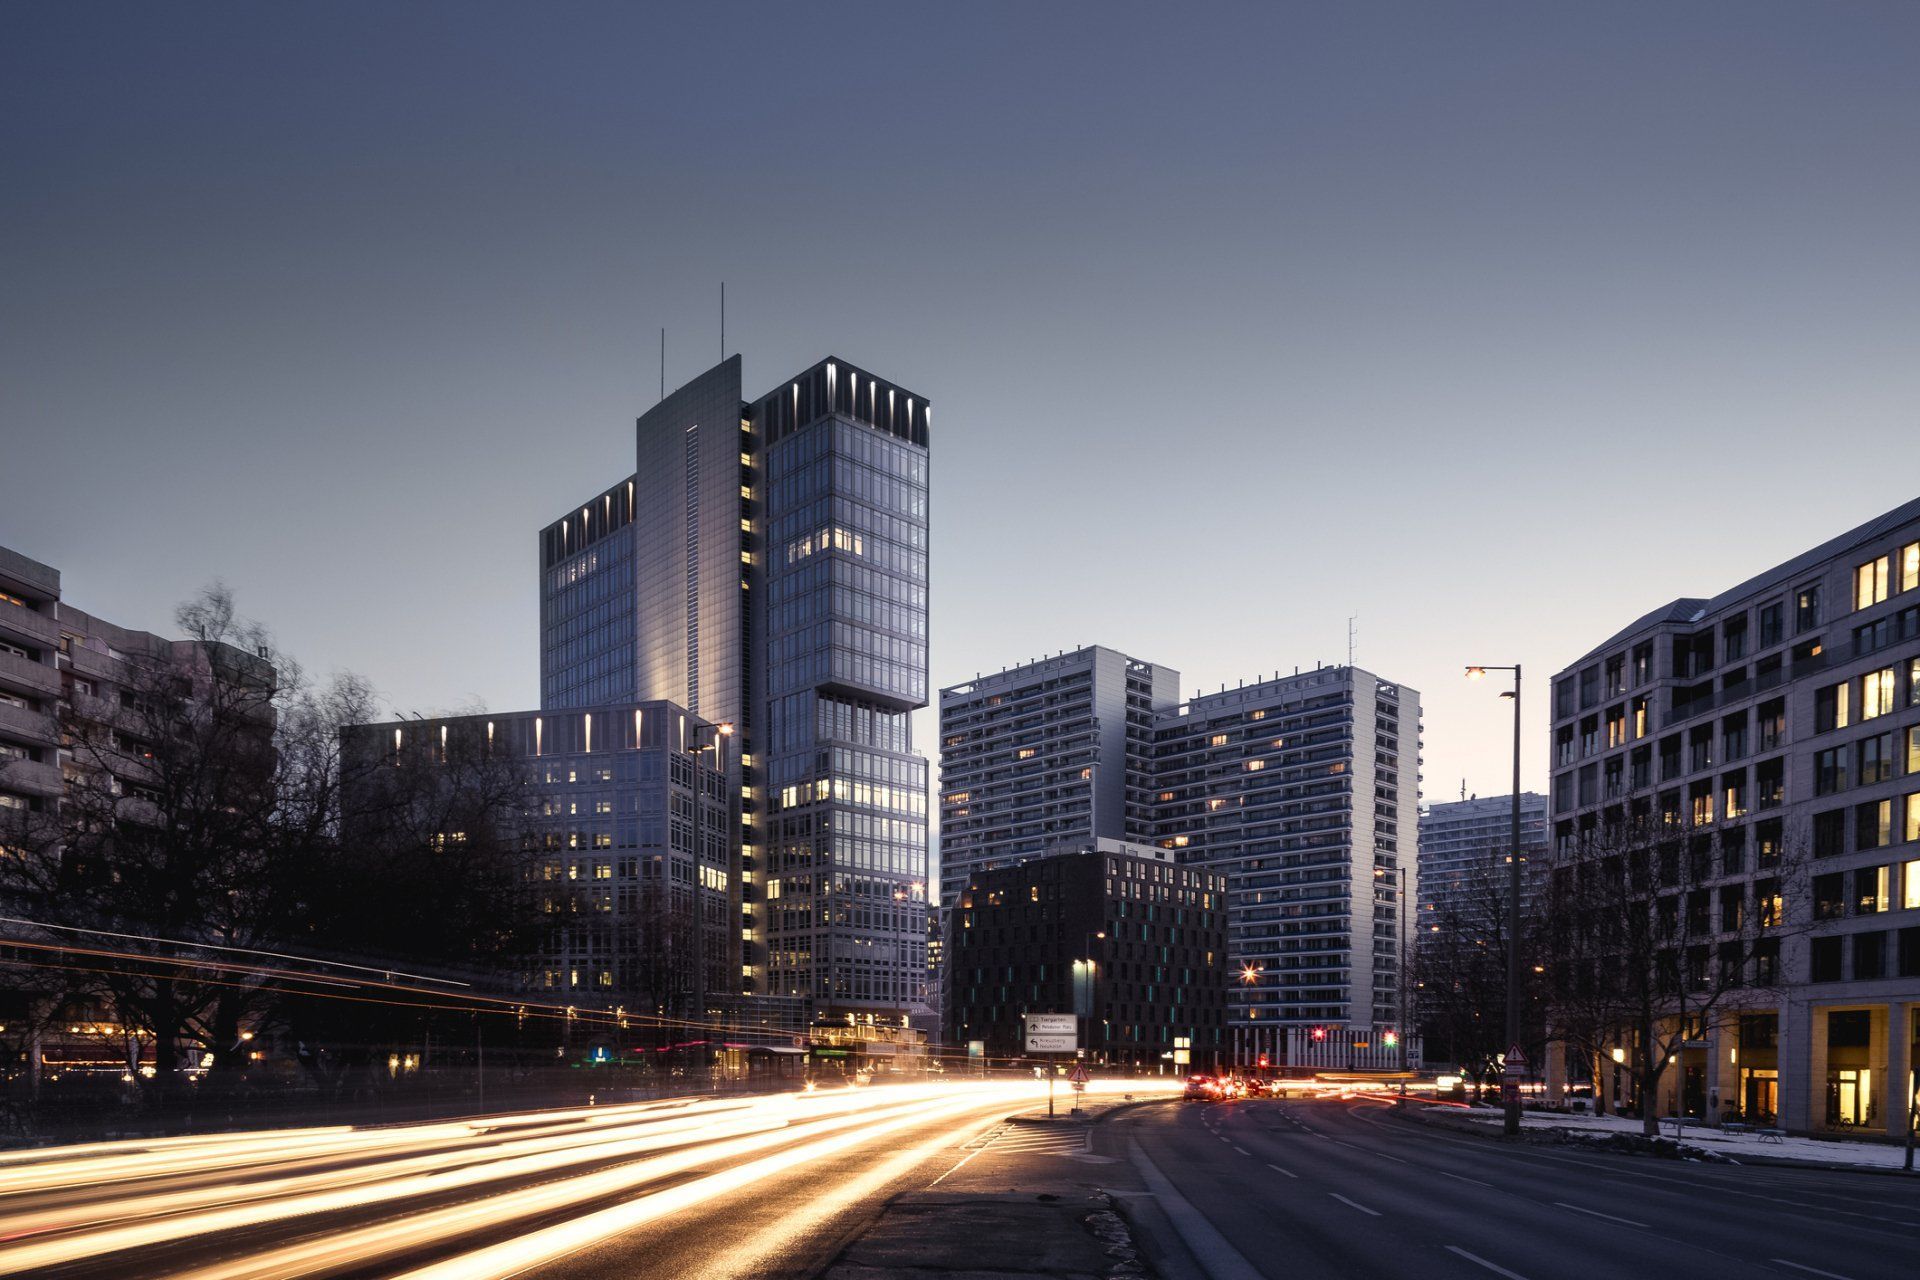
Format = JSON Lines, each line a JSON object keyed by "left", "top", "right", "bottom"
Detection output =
{"left": 1431, "top": 1105, "right": 1919, "bottom": 1170}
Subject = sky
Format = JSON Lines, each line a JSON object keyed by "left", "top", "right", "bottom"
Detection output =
{"left": 4, "top": 2, "right": 1918, "bottom": 799}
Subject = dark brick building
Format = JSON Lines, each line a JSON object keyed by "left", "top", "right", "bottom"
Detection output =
{"left": 945, "top": 845, "right": 1227, "bottom": 1071}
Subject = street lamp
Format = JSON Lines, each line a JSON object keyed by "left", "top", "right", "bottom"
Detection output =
{"left": 1466, "top": 662, "right": 1525, "bottom": 1137}
{"left": 1074, "top": 931, "right": 1105, "bottom": 1063}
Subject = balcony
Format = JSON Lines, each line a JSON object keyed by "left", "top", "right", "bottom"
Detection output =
{"left": 0, "top": 701, "right": 58, "bottom": 748}
{"left": 0, "top": 604, "right": 58, "bottom": 651}
{"left": 0, "top": 757, "right": 61, "bottom": 797}
{"left": 0, "top": 650, "right": 59, "bottom": 700}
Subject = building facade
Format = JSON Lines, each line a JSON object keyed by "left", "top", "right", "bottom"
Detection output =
{"left": 945, "top": 845, "right": 1227, "bottom": 1070}
{"left": 937, "top": 646, "right": 1179, "bottom": 909}
{"left": 540, "top": 356, "right": 933, "bottom": 1024}
{"left": 347, "top": 704, "right": 732, "bottom": 1013}
{"left": 1547, "top": 497, "right": 1920, "bottom": 1136}
{"left": 1153, "top": 666, "right": 1422, "bottom": 1064}
{"left": 1416, "top": 792, "right": 1549, "bottom": 958}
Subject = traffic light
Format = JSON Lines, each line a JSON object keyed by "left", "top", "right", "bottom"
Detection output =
{"left": 1257, "top": 1053, "right": 1270, "bottom": 1068}
{"left": 1382, "top": 1030, "right": 1399, "bottom": 1048}
{"left": 1310, "top": 1026, "right": 1326, "bottom": 1041}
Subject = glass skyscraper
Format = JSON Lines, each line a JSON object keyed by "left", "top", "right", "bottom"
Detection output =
{"left": 540, "top": 355, "right": 932, "bottom": 1024}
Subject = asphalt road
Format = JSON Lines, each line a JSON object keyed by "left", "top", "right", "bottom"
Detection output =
{"left": 0, "top": 1081, "right": 1073, "bottom": 1280}
{"left": 1115, "top": 1096, "right": 1920, "bottom": 1280}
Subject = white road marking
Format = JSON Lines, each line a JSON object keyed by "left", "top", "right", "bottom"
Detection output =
{"left": 1233, "top": 1146, "right": 1251, "bottom": 1156}
{"left": 1329, "top": 1193, "right": 1381, "bottom": 1216}
{"left": 1127, "top": 1140, "right": 1266, "bottom": 1280}
{"left": 1553, "top": 1201, "right": 1647, "bottom": 1227}
{"left": 1445, "top": 1245, "right": 1533, "bottom": 1279}
{"left": 1266, "top": 1162, "right": 1298, "bottom": 1179}
{"left": 1770, "top": 1262, "right": 1856, "bottom": 1280}
{"left": 1438, "top": 1170, "right": 1493, "bottom": 1188}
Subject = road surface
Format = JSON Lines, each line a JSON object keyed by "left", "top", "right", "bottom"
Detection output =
{"left": 0, "top": 1080, "right": 1094, "bottom": 1280}
{"left": 1118, "top": 1095, "right": 1920, "bottom": 1280}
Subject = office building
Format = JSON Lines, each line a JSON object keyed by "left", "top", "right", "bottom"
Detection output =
{"left": 345, "top": 704, "right": 732, "bottom": 1013}
{"left": 945, "top": 844, "right": 1227, "bottom": 1070}
{"left": 1547, "top": 497, "right": 1920, "bottom": 1136}
{"left": 540, "top": 356, "right": 932, "bottom": 1023}
{"left": 1153, "top": 666, "right": 1422, "bottom": 1063}
{"left": 937, "top": 646, "right": 1179, "bottom": 908}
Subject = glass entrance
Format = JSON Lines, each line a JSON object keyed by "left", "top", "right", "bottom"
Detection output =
{"left": 1741, "top": 1068, "right": 1777, "bottom": 1125}
{"left": 1826, "top": 1067, "right": 1873, "bottom": 1127}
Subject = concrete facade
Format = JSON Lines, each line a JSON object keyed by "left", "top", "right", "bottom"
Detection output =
{"left": 1549, "top": 497, "right": 1920, "bottom": 1137}
{"left": 937, "top": 646, "right": 1179, "bottom": 910}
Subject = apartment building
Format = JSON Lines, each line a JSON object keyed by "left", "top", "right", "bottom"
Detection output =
{"left": 1153, "top": 667, "right": 1422, "bottom": 1064}
{"left": 1416, "top": 792, "right": 1549, "bottom": 956}
{"left": 1547, "top": 497, "right": 1920, "bottom": 1135}
{"left": 937, "top": 646, "right": 1179, "bottom": 908}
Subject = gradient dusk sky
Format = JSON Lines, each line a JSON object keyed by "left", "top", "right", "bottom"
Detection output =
{"left": 4, "top": 2, "right": 1918, "bottom": 801}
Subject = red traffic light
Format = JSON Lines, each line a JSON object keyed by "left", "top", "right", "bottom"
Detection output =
{"left": 1257, "top": 1054, "right": 1270, "bottom": 1068}
{"left": 1310, "top": 1026, "right": 1326, "bottom": 1041}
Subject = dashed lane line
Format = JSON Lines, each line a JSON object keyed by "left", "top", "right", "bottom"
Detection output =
{"left": 1445, "top": 1245, "right": 1533, "bottom": 1280}
{"left": 1553, "top": 1201, "right": 1647, "bottom": 1228}
{"left": 1328, "top": 1193, "right": 1381, "bottom": 1217}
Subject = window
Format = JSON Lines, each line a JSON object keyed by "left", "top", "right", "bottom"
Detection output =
{"left": 1909, "top": 726, "right": 1920, "bottom": 776}
{"left": 1903, "top": 541, "right": 1920, "bottom": 593}
{"left": 1857, "top": 733, "right": 1893, "bottom": 786}
{"left": 1632, "top": 643, "right": 1653, "bottom": 685}
{"left": 1796, "top": 583, "right": 1822, "bottom": 632}
{"left": 1756, "top": 698, "right": 1785, "bottom": 750}
{"left": 1855, "top": 799, "right": 1891, "bottom": 850}
{"left": 1813, "top": 747, "right": 1847, "bottom": 796}
{"left": 1854, "top": 932, "right": 1887, "bottom": 980}
{"left": 1908, "top": 795, "right": 1920, "bottom": 847}
{"left": 1855, "top": 555, "right": 1890, "bottom": 610}
{"left": 1855, "top": 865, "right": 1890, "bottom": 914}
{"left": 1861, "top": 667, "right": 1897, "bottom": 720}
{"left": 1905, "top": 858, "right": 1920, "bottom": 910}
{"left": 1723, "top": 616, "right": 1748, "bottom": 661}
{"left": 1758, "top": 602, "right": 1784, "bottom": 648}
{"left": 1814, "top": 682, "right": 1850, "bottom": 733}
{"left": 1813, "top": 809, "right": 1846, "bottom": 858}
{"left": 1809, "top": 935, "right": 1842, "bottom": 982}
{"left": 1813, "top": 872, "right": 1846, "bottom": 920}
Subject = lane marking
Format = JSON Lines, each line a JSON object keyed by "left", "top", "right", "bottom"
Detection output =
{"left": 1232, "top": 1146, "right": 1251, "bottom": 1156}
{"left": 1127, "top": 1139, "right": 1265, "bottom": 1280}
{"left": 1438, "top": 1170, "right": 1493, "bottom": 1188}
{"left": 1553, "top": 1201, "right": 1646, "bottom": 1228}
{"left": 1770, "top": 1262, "right": 1855, "bottom": 1280}
{"left": 1445, "top": 1245, "right": 1533, "bottom": 1279}
{"left": 1266, "top": 1162, "right": 1298, "bottom": 1179}
{"left": 1328, "top": 1193, "right": 1381, "bottom": 1216}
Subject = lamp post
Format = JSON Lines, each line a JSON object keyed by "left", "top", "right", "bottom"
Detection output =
{"left": 1074, "top": 930, "right": 1105, "bottom": 1064}
{"left": 1466, "top": 663, "right": 1525, "bottom": 1137}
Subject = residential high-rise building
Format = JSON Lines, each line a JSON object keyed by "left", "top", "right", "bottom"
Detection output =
{"left": 937, "top": 646, "right": 1179, "bottom": 909}
{"left": 936, "top": 649, "right": 1422, "bottom": 1066}
{"left": 945, "top": 845, "right": 1227, "bottom": 1070}
{"left": 1547, "top": 497, "right": 1920, "bottom": 1137}
{"left": 1416, "top": 792, "right": 1549, "bottom": 948}
{"left": 541, "top": 357, "right": 932, "bottom": 1024}
{"left": 1153, "top": 667, "right": 1422, "bottom": 1063}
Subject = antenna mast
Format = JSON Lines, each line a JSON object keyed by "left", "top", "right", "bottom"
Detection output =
{"left": 1347, "top": 614, "right": 1357, "bottom": 669}
{"left": 659, "top": 328, "right": 665, "bottom": 402}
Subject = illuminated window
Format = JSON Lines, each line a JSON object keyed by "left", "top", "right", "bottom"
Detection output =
{"left": 1249, "top": 709, "right": 1266, "bottom": 721}
{"left": 1016, "top": 747, "right": 1037, "bottom": 759}
{"left": 1209, "top": 734, "right": 1229, "bottom": 747}
{"left": 1862, "top": 667, "right": 1897, "bottom": 720}
{"left": 1245, "top": 759, "right": 1265, "bottom": 771}
{"left": 1855, "top": 555, "right": 1890, "bottom": 610}
{"left": 1905, "top": 857, "right": 1920, "bottom": 910}
{"left": 1902, "top": 542, "right": 1920, "bottom": 593}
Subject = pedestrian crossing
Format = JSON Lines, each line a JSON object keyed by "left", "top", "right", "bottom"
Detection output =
{"left": 963, "top": 1122, "right": 1091, "bottom": 1157}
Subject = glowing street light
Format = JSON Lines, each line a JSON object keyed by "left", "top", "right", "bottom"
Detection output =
{"left": 1465, "top": 661, "right": 1525, "bottom": 1138}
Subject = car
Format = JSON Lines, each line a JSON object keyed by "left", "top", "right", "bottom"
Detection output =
{"left": 1183, "top": 1074, "right": 1219, "bottom": 1101}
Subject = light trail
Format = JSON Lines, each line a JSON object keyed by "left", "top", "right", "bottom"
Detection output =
{"left": 0, "top": 1078, "right": 1180, "bottom": 1280}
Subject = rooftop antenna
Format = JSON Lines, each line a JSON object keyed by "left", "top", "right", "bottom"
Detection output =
{"left": 659, "top": 328, "right": 666, "bottom": 402}
{"left": 720, "top": 282, "right": 725, "bottom": 362}
{"left": 1347, "top": 614, "right": 1358, "bottom": 669}
{"left": 1461, "top": 778, "right": 1468, "bottom": 802}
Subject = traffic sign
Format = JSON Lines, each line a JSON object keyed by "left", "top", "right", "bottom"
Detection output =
{"left": 1068, "top": 1063, "right": 1089, "bottom": 1085}
{"left": 1504, "top": 1044, "right": 1527, "bottom": 1073}
{"left": 1024, "top": 1013, "right": 1078, "bottom": 1054}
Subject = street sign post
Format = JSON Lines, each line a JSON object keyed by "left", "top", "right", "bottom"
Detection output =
{"left": 1025, "top": 1014, "right": 1079, "bottom": 1117}
{"left": 1502, "top": 1043, "right": 1527, "bottom": 1111}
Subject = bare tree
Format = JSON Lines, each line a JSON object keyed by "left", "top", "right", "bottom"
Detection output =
{"left": 1416, "top": 854, "right": 1545, "bottom": 1100}
{"left": 1537, "top": 802, "right": 1808, "bottom": 1137}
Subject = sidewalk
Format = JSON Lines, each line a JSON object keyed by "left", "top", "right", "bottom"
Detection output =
{"left": 818, "top": 1102, "right": 1171, "bottom": 1280}
{"left": 1418, "top": 1103, "right": 1920, "bottom": 1172}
